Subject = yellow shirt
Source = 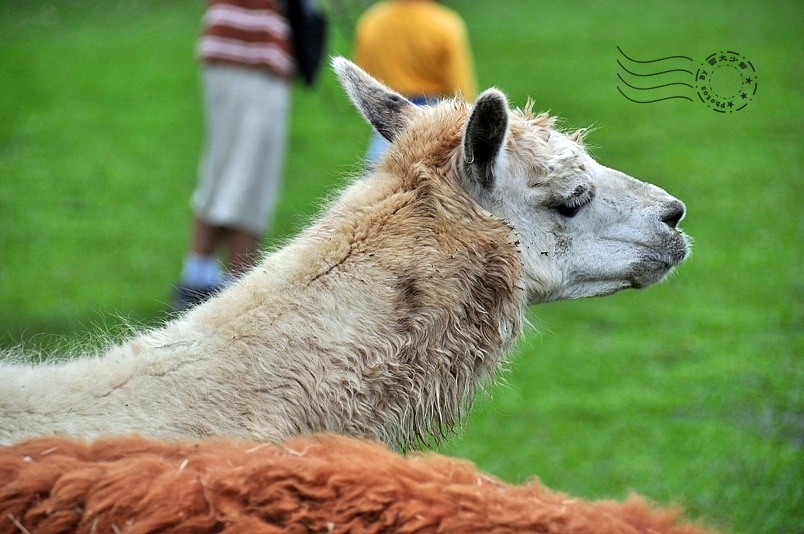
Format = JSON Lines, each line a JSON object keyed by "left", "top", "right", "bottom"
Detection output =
{"left": 355, "top": 0, "right": 477, "bottom": 100}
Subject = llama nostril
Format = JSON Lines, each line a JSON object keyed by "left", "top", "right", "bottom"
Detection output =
{"left": 660, "top": 201, "right": 685, "bottom": 229}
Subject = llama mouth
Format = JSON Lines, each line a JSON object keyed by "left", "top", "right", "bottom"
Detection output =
{"left": 630, "top": 252, "right": 686, "bottom": 288}
{"left": 620, "top": 229, "right": 690, "bottom": 283}
{"left": 632, "top": 231, "right": 690, "bottom": 286}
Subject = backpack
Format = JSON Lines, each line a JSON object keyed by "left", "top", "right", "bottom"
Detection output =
{"left": 287, "top": 0, "right": 328, "bottom": 86}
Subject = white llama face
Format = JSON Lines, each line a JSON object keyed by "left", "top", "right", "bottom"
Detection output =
{"left": 333, "top": 57, "right": 691, "bottom": 304}
{"left": 475, "top": 126, "right": 691, "bottom": 303}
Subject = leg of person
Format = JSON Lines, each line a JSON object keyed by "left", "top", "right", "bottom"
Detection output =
{"left": 221, "top": 227, "right": 261, "bottom": 277}
{"left": 189, "top": 215, "right": 217, "bottom": 257}
{"left": 184, "top": 216, "right": 225, "bottom": 286}
{"left": 174, "top": 216, "right": 227, "bottom": 311}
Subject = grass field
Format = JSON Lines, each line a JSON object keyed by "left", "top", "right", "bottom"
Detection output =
{"left": 1, "top": 1, "right": 801, "bottom": 532}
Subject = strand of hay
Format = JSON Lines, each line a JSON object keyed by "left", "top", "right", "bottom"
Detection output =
{"left": 0, "top": 434, "right": 718, "bottom": 534}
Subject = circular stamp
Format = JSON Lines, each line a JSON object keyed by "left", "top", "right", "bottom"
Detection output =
{"left": 695, "top": 51, "right": 757, "bottom": 112}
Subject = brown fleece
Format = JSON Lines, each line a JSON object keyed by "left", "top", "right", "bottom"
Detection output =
{"left": 0, "top": 434, "right": 719, "bottom": 534}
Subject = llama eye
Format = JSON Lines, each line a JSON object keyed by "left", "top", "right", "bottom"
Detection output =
{"left": 553, "top": 184, "right": 593, "bottom": 218}
{"left": 555, "top": 203, "right": 583, "bottom": 218}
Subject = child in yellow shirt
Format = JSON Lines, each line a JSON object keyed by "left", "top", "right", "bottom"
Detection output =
{"left": 354, "top": 0, "right": 478, "bottom": 164}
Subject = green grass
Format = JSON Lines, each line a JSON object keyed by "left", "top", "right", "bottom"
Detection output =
{"left": 1, "top": 1, "right": 801, "bottom": 532}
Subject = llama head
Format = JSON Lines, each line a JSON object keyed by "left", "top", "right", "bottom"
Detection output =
{"left": 333, "top": 58, "right": 691, "bottom": 304}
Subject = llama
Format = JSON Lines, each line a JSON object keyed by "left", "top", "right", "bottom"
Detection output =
{"left": 0, "top": 433, "right": 719, "bottom": 534}
{"left": 0, "top": 58, "right": 690, "bottom": 448}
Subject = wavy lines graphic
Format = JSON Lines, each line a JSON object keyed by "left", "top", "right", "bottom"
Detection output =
{"left": 616, "top": 47, "right": 694, "bottom": 104}
{"left": 616, "top": 46, "right": 692, "bottom": 64}
{"left": 616, "top": 73, "right": 691, "bottom": 91}
{"left": 616, "top": 61, "right": 693, "bottom": 78}
{"left": 616, "top": 87, "right": 694, "bottom": 104}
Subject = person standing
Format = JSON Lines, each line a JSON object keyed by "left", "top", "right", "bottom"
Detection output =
{"left": 174, "top": 0, "right": 294, "bottom": 310}
{"left": 353, "top": 0, "right": 478, "bottom": 164}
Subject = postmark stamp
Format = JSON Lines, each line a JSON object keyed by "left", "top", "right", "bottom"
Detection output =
{"left": 616, "top": 47, "right": 758, "bottom": 113}
{"left": 695, "top": 51, "right": 758, "bottom": 113}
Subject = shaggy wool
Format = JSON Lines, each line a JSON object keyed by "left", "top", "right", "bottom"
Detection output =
{"left": 0, "top": 434, "right": 719, "bottom": 534}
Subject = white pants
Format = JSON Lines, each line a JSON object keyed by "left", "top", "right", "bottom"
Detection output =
{"left": 192, "top": 63, "right": 291, "bottom": 236}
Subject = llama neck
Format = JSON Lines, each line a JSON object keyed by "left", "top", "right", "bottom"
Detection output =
{"left": 185, "top": 171, "right": 527, "bottom": 448}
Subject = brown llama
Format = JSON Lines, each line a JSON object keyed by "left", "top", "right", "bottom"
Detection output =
{"left": 0, "top": 433, "right": 719, "bottom": 534}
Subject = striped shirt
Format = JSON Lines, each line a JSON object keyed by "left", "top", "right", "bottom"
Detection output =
{"left": 198, "top": 0, "right": 294, "bottom": 78}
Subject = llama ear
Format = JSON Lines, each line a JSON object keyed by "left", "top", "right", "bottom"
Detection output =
{"left": 332, "top": 57, "right": 416, "bottom": 142}
{"left": 463, "top": 89, "right": 510, "bottom": 189}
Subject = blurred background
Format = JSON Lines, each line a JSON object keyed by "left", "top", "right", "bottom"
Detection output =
{"left": 0, "top": 1, "right": 801, "bottom": 532}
